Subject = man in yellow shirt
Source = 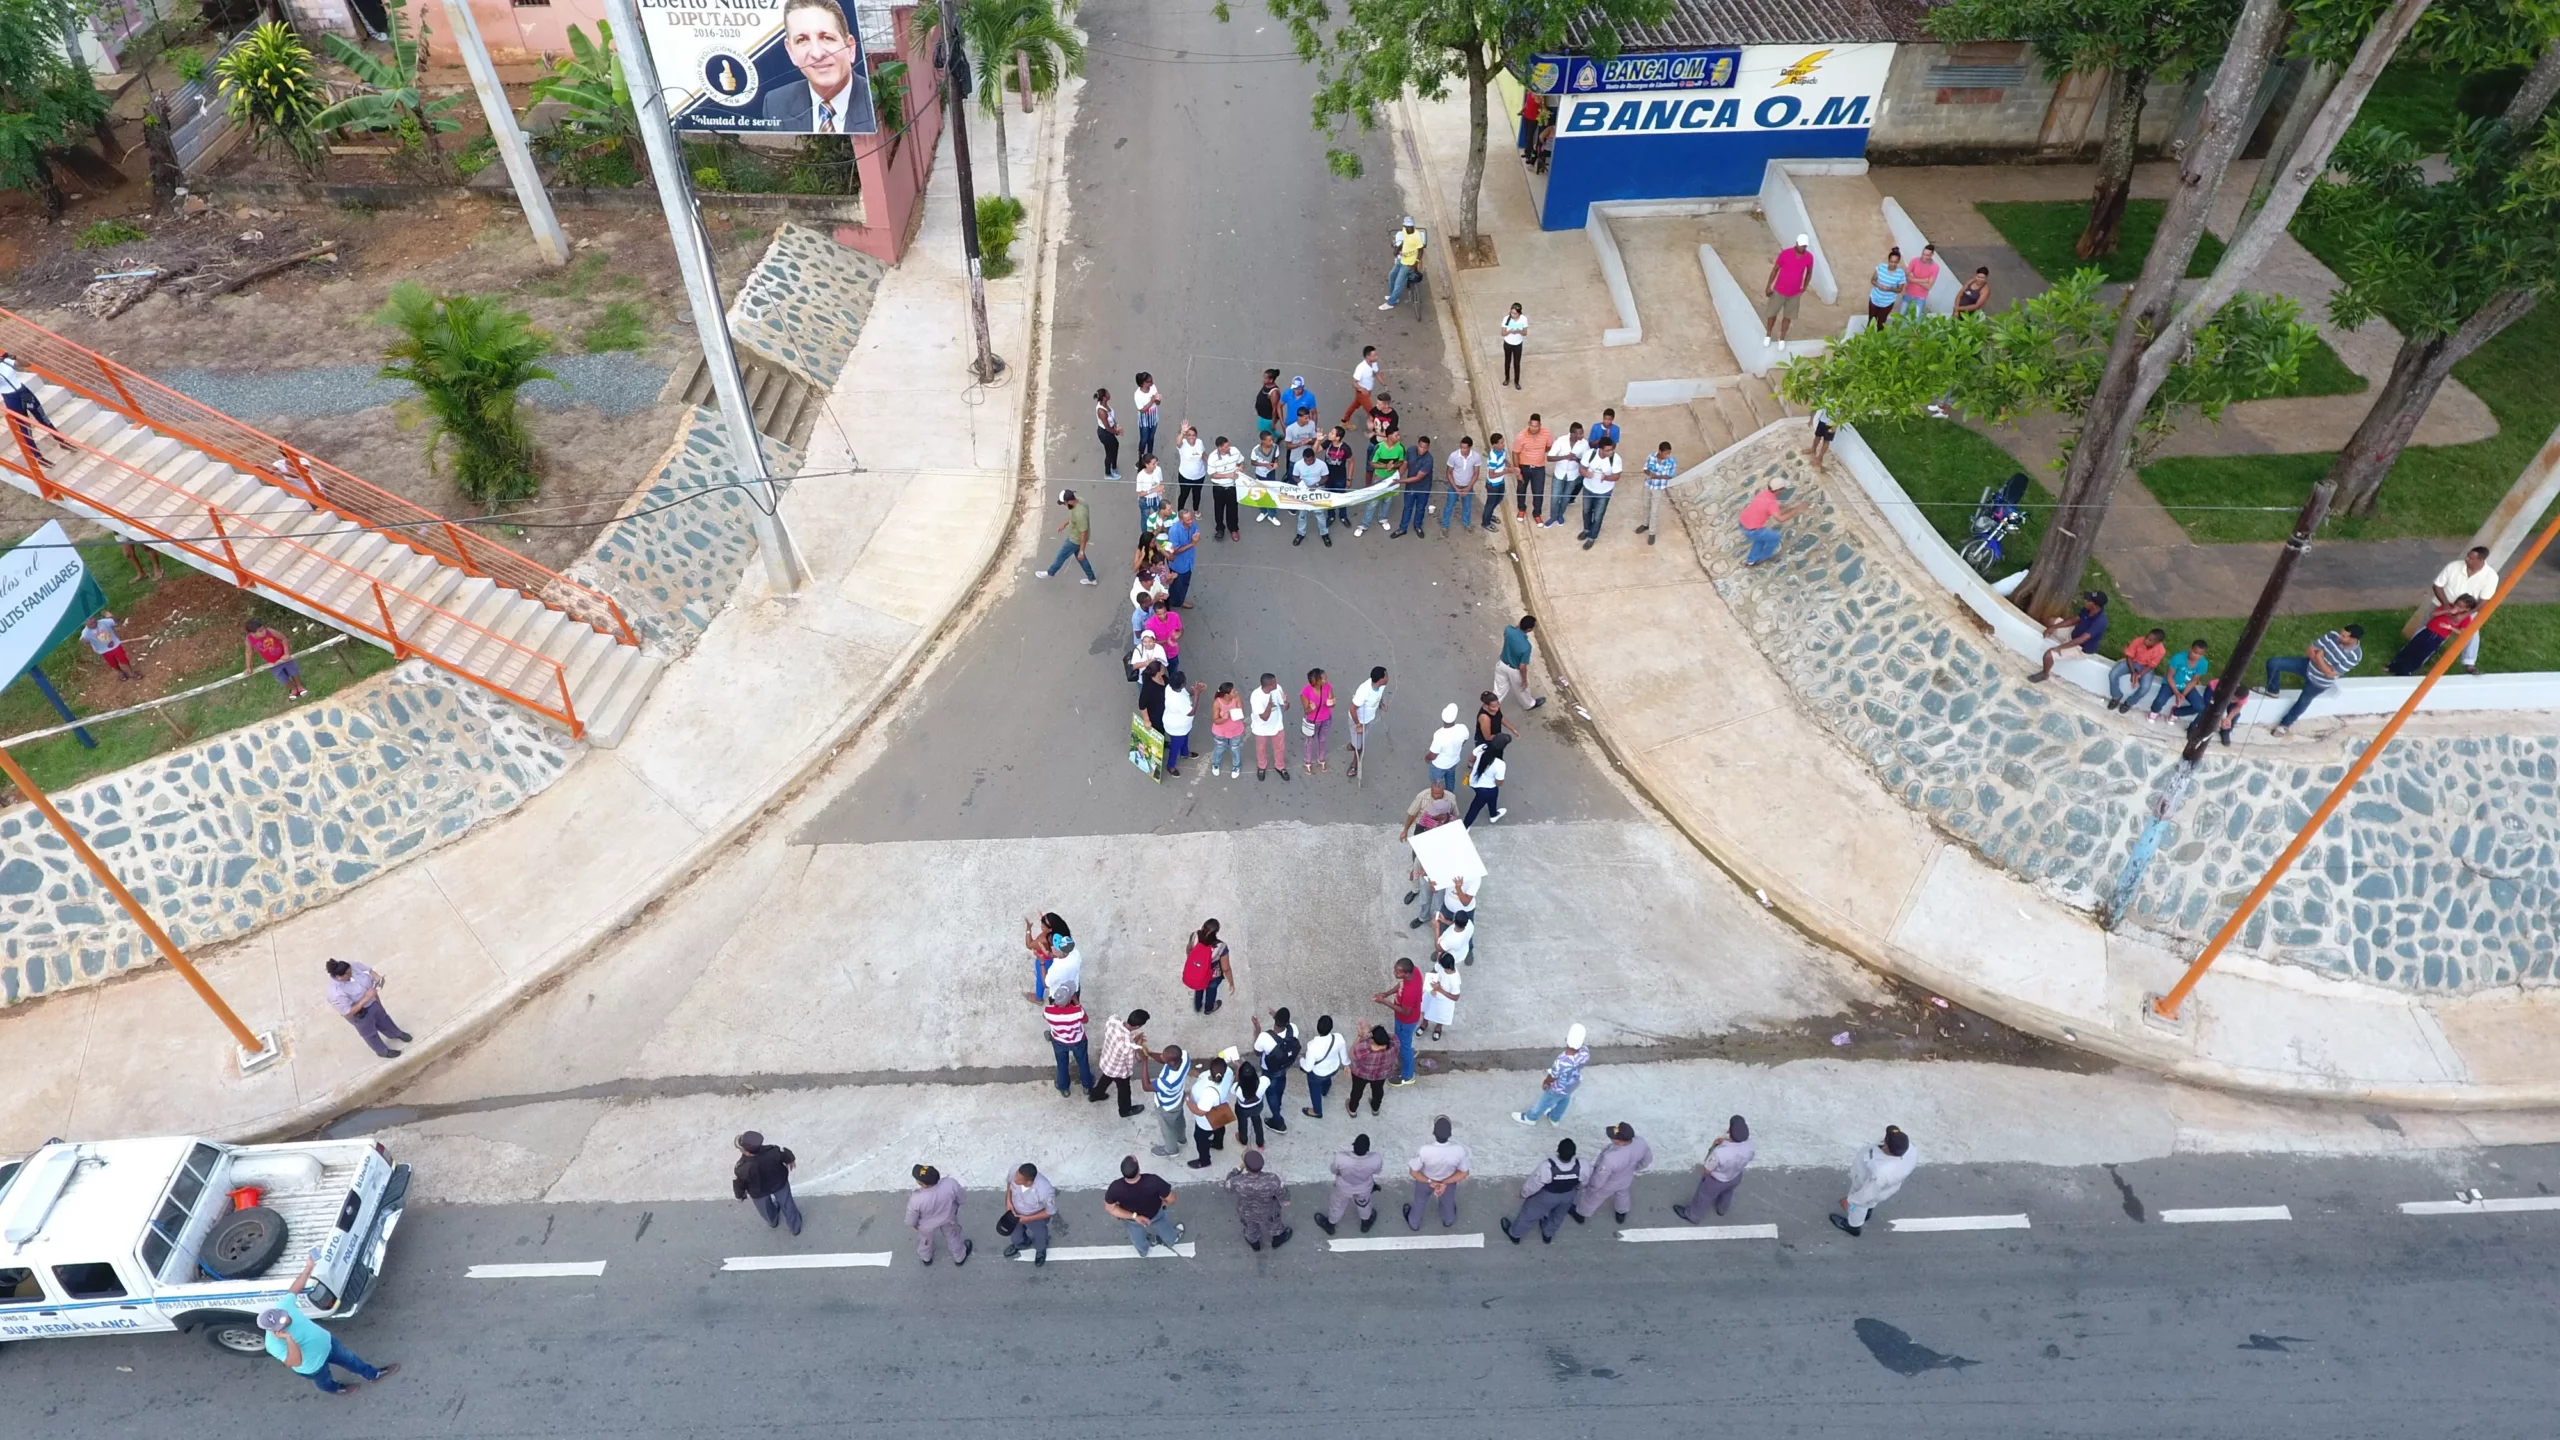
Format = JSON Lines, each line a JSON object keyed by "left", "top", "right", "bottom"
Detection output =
{"left": 1381, "top": 217, "right": 1428, "bottom": 310}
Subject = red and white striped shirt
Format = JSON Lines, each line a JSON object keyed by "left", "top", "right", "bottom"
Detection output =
{"left": 1043, "top": 1001, "right": 1087, "bottom": 1045}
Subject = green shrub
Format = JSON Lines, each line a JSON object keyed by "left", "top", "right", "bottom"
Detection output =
{"left": 75, "top": 219, "right": 148, "bottom": 249}
{"left": 375, "top": 282, "right": 557, "bottom": 505}
{"left": 975, "top": 194, "right": 1027, "bottom": 278}
{"left": 453, "top": 131, "right": 499, "bottom": 178}
{"left": 169, "top": 47, "right": 207, "bottom": 84}
{"left": 214, "top": 22, "right": 327, "bottom": 172}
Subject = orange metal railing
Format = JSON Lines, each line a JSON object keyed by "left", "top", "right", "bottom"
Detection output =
{"left": 0, "top": 308, "right": 637, "bottom": 647}
{"left": 0, "top": 409, "right": 588, "bottom": 738}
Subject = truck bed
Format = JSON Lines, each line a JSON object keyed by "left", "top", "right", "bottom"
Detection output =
{"left": 165, "top": 1148, "right": 372, "bottom": 1292}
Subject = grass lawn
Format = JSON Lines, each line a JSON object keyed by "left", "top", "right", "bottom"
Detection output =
{"left": 1857, "top": 420, "right": 2560, "bottom": 674}
{"left": 2354, "top": 59, "right": 2526, "bottom": 153}
{"left": 2138, "top": 224, "right": 2560, "bottom": 546}
{"left": 1978, "top": 199, "right": 2226, "bottom": 286}
{"left": 0, "top": 542, "right": 397, "bottom": 795}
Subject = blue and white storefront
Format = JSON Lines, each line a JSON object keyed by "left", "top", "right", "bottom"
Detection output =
{"left": 1527, "top": 42, "right": 1896, "bottom": 228}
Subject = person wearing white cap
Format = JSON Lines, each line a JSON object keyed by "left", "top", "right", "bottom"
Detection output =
{"left": 258, "top": 1254, "right": 398, "bottom": 1392}
{"left": 1762, "top": 234, "right": 1816, "bottom": 342}
{"left": 1381, "top": 216, "right": 1429, "bottom": 310}
{"left": 1425, "top": 702, "right": 1469, "bottom": 789}
{"left": 1514, "top": 1023, "right": 1591, "bottom": 1124}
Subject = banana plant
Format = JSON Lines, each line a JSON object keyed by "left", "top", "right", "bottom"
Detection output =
{"left": 310, "top": 0, "right": 461, "bottom": 171}
{"left": 527, "top": 21, "right": 644, "bottom": 182}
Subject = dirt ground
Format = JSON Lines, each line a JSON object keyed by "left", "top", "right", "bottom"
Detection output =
{"left": 0, "top": 176, "right": 770, "bottom": 568}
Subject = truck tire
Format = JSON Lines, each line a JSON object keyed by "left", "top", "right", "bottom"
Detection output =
{"left": 201, "top": 1205, "right": 290, "bottom": 1280}
{"left": 199, "top": 1313, "right": 270, "bottom": 1354}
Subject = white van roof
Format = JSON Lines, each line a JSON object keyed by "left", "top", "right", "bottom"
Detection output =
{"left": 0, "top": 1138, "right": 199, "bottom": 1263}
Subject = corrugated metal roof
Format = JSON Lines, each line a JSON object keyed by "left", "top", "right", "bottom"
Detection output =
{"left": 1573, "top": 0, "right": 1940, "bottom": 49}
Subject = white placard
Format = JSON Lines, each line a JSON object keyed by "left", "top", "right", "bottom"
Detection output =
{"left": 1408, "top": 821, "right": 1485, "bottom": 890}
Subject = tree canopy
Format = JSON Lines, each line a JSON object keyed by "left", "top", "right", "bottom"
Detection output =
{"left": 0, "top": 0, "right": 112, "bottom": 215}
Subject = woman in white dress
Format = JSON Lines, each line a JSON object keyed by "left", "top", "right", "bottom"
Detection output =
{"left": 1421, "top": 954, "right": 1463, "bottom": 1041}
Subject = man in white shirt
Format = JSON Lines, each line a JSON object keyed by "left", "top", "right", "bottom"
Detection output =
{"left": 1206, "top": 436, "right": 1246, "bottom": 541}
{"left": 1347, "top": 665, "right": 1388, "bottom": 779}
{"left": 1250, "top": 672, "right": 1290, "bottom": 781}
{"left": 1291, "top": 445, "right": 1332, "bottom": 546}
{"left": 1298, "top": 1015, "right": 1352, "bottom": 1119}
{"left": 0, "top": 352, "right": 56, "bottom": 464}
{"left": 1162, "top": 671, "right": 1199, "bottom": 777}
{"left": 1424, "top": 701, "right": 1469, "bottom": 790}
{"left": 1543, "top": 422, "right": 1588, "bottom": 529}
{"left": 2428, "top": 545, "right": 2499, "bottom": 671}
{"left": 1341, "top": 346, "right": 1381, "bottom": 427}
{"left": 1185, "top": 1056, "right": 1235, "bottom": 1169}
{"left": 1577, "top": 440, "right": 1622, "bottom": 548}
{"left": 1442, "top": 437, "right": 1481, "bottom": 534}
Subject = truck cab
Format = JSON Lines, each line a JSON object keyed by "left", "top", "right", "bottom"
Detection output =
{"left": 0, "top": 1135, "right": 409, "bottom": 1354}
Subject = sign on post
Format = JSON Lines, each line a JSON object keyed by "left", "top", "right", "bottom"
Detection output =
{"left": 1408, "top": 820, "right": 1485, "bottom": 892}
{"left": 638, "top": 0, "right": 879, "bottom": 135}
{"left": 0, "top": 522, "right": 107, "bottom": 687}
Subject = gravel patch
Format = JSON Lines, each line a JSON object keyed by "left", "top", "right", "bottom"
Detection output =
{"left": 153, "top": 351, "right": 675, "bottom": 421}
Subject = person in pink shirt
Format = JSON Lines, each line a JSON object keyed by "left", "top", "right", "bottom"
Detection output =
{"left": 1901, "top": 243, "right": 1942, "bottom": 318}
{"left": 1144, "top": 597, "right": 1183, "bottom": 664}
{"left": 1762, "top": 236, "right": 1816, "bottom": 342}
{"left": 1738, "top": 478, "right": 1808, "bottom": 567}
{"left": 1299, "top": 667, "right": 1337, "bottom": 775}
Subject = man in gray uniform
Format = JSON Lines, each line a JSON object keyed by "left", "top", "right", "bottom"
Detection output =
{"left": 1573, "top": 1122, "right": 1653, "bottom": 1225}
{"left": 1502, "top": 1137, "right": 1583, "bottom": 1244}
{"left": 1314, "top": 1133, "right": 1385, "bottom": 1235}
{"left": 1404, "top": 1115, "right": 1471, "bottom": 1230}
{"left": 1223, "top": 1149, "right": 1293, "bottom": 1250}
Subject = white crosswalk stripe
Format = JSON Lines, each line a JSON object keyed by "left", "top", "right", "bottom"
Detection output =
{"left": 720, "top": 1253, "right": 892, "bottom": 1271}
{"left": 465, "top": 1261, "right": 608, "bottom": 1279}
{"left": 1009, "top": 1244, "right": 1198, "bottom": 1261}
{"left": 1618, "top": 1224, "right": 1780, "bottom": 1243}
{"left": 2399, "top": 1196, "right": 2560, "bottom": 1216}
{"left": 1887, "top": 1214, "right": 2032, "bottom": 1233}
{"left": 1327, "top": 1232, "right": 1484, "bottom": 1253}
{"left": 2159, "top": 1206, "right": 2292, "bottom": 1224}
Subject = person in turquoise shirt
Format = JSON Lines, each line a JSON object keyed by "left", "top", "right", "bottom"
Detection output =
{"left": 2148, "top": 640, "right": 2214, "bottom": 723}
{"left": 1866, "top": 246, "right": 1907, "bottom": 331}
{"left": 260, "top": 1256, "right": 398, "bottom": 1393}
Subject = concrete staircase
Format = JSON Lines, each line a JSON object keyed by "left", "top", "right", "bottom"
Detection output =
{"left": 1687, "top": 372, "right": 1797, "bottom": 457}
{"left": 659, "top": 349, "right": 824, "bottom": 452}
{"left": 2, "top": 375, "right": 662, "bottom": 746}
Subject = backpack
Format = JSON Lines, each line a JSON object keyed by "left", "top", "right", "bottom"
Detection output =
{"left": 1262, "top": 1026, "right": 1301, "bottom": 1074}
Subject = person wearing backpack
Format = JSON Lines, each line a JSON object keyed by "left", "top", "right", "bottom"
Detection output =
{"left": 1502, "top": 1137, "right": 1583, "bottom": 1244}
{"left": 1253, "top": 1009, "right": 1301, "bottom": 1133}
{"left": 243, "top": 620, "right": 309, "bottom": 699}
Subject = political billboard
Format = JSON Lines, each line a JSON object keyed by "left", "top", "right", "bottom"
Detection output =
{"left": 639, "top": 0, "right": 879, "bottom": 137}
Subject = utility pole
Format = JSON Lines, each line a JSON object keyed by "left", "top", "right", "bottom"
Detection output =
{"left": 938, "top": 0, "right": 1005, "bottom": 382}
{"left": 440, "top": 0, "right": 569, "bottom": 267}
{"left": 2101, "top": 482, "right": 2331, "bottom": 930}
{"left": 600, "top": 0, "right": 807, "bottom": 595}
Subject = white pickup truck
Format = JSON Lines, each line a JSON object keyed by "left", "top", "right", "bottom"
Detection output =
{"left": 0, "top": 1135, "right": 409, "bottom": 1355}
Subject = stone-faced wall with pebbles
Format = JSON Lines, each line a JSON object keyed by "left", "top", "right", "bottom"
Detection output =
{"left": 573, "top": 409, "right": 802, "bottom": 651}
{"left": 1666, "top": 427, "right": 2560, "bottom": 995}
{"left": 725, "top": 222, "right": 890, "bottom": 388}
{"left": 0, "top": 664, "right": 575, "bottom": 1007}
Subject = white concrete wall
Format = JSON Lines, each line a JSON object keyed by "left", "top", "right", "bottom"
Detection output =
{"left": 1834, "top": 424, "right": 2560, "bottom": 720}
{"left": 1586, "top": 208, "right": 1642, "bottom": 347}
{"left": 1701, "top": 244, "right": 1824, "bottom": 378}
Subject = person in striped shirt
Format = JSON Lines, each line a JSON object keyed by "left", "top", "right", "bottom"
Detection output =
{"left": 1150, "top": 1045, "right": 1192, "bottom": 1157}
{"left": 1042, "top": 994, "right": 1091, "bottom": 1097}
{"left": 2265, "top": 625, "right": 2365, "bottom": 735}
{"left": 1086, "top": 1008, "right": 1152, "bottom": 1116}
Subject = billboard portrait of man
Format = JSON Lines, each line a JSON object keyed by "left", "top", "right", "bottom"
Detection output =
{"left": 756, "top": 0, "right": 877, "bottom": 134}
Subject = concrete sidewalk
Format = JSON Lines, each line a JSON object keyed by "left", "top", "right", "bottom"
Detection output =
{"left": 1396, "top": 98, "right": 2560, "bottom": 1112}
{"left": 0, "top": 98, "right": 1059, "bottom": 1155}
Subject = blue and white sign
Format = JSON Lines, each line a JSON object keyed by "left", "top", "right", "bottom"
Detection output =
{"left": 1526, "top": 48, "right": 1739, "bottom": 95}
{"left": 1536, "top": 44, "right": 1897, "bottom": 229}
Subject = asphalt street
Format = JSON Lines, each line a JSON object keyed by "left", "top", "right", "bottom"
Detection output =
{"left": 12, "top": 1147, "right": 2560, "bottom": 1438}
{"left": 800, "top": 0, "right": 1631, "bottom": 845}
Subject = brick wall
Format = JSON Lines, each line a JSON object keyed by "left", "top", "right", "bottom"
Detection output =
{"left": 1867, "top": 42, "right": 2193, "bottom": 164}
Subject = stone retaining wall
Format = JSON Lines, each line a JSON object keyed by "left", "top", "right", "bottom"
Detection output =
{"left": 1670, "top": 428, "right": 2560, "bottom": 994}
{"left": 0, "top": 665, "right": 575, "bottom": 1006}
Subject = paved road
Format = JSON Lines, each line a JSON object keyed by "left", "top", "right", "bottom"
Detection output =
{"left": 11, "top": 1148, "right": 2559, "bottom": 1437}
{"left": 801, "top": 0, "right": 1628, "bottom": 845}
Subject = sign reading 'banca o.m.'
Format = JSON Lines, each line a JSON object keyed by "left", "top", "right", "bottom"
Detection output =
{"left": 0, "top": 521, "right": 106, "bottom": 687}
{"left": 1540, "top": 44, "right": 1894, "bottom": 137}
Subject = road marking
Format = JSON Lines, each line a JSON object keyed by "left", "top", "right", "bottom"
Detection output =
{"left": 1327, "top": 1232, "right": 1485, "bottom": 1253}
{"left": 1887, "top": 1214, "right": 2031, "bottom": 1233}
{"left": 2159, "top": 1206, "right": 2292, "bottom": 1224}
{"left": 1618, "top": 1224, "right": 1780, "bottom": 1243}
{"left": 464, "top": 1261, "right": 608, "bottom": 1279}
{"left": 2400, "top": 1196, "right": 2560, "bottom": 1216}
{"left": 720, "top": 1253, "right": 893, "bottom": 1271}
{"left": 1009, "top": 1244, "right": 1197, "bottom": 1261}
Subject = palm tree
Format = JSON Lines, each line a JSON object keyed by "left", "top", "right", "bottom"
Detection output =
{"left": 376, "top": 283, "right": 557, "bottom": 506}
{"left": 912, "top": 0, "right": 1084, "bottom": 200}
